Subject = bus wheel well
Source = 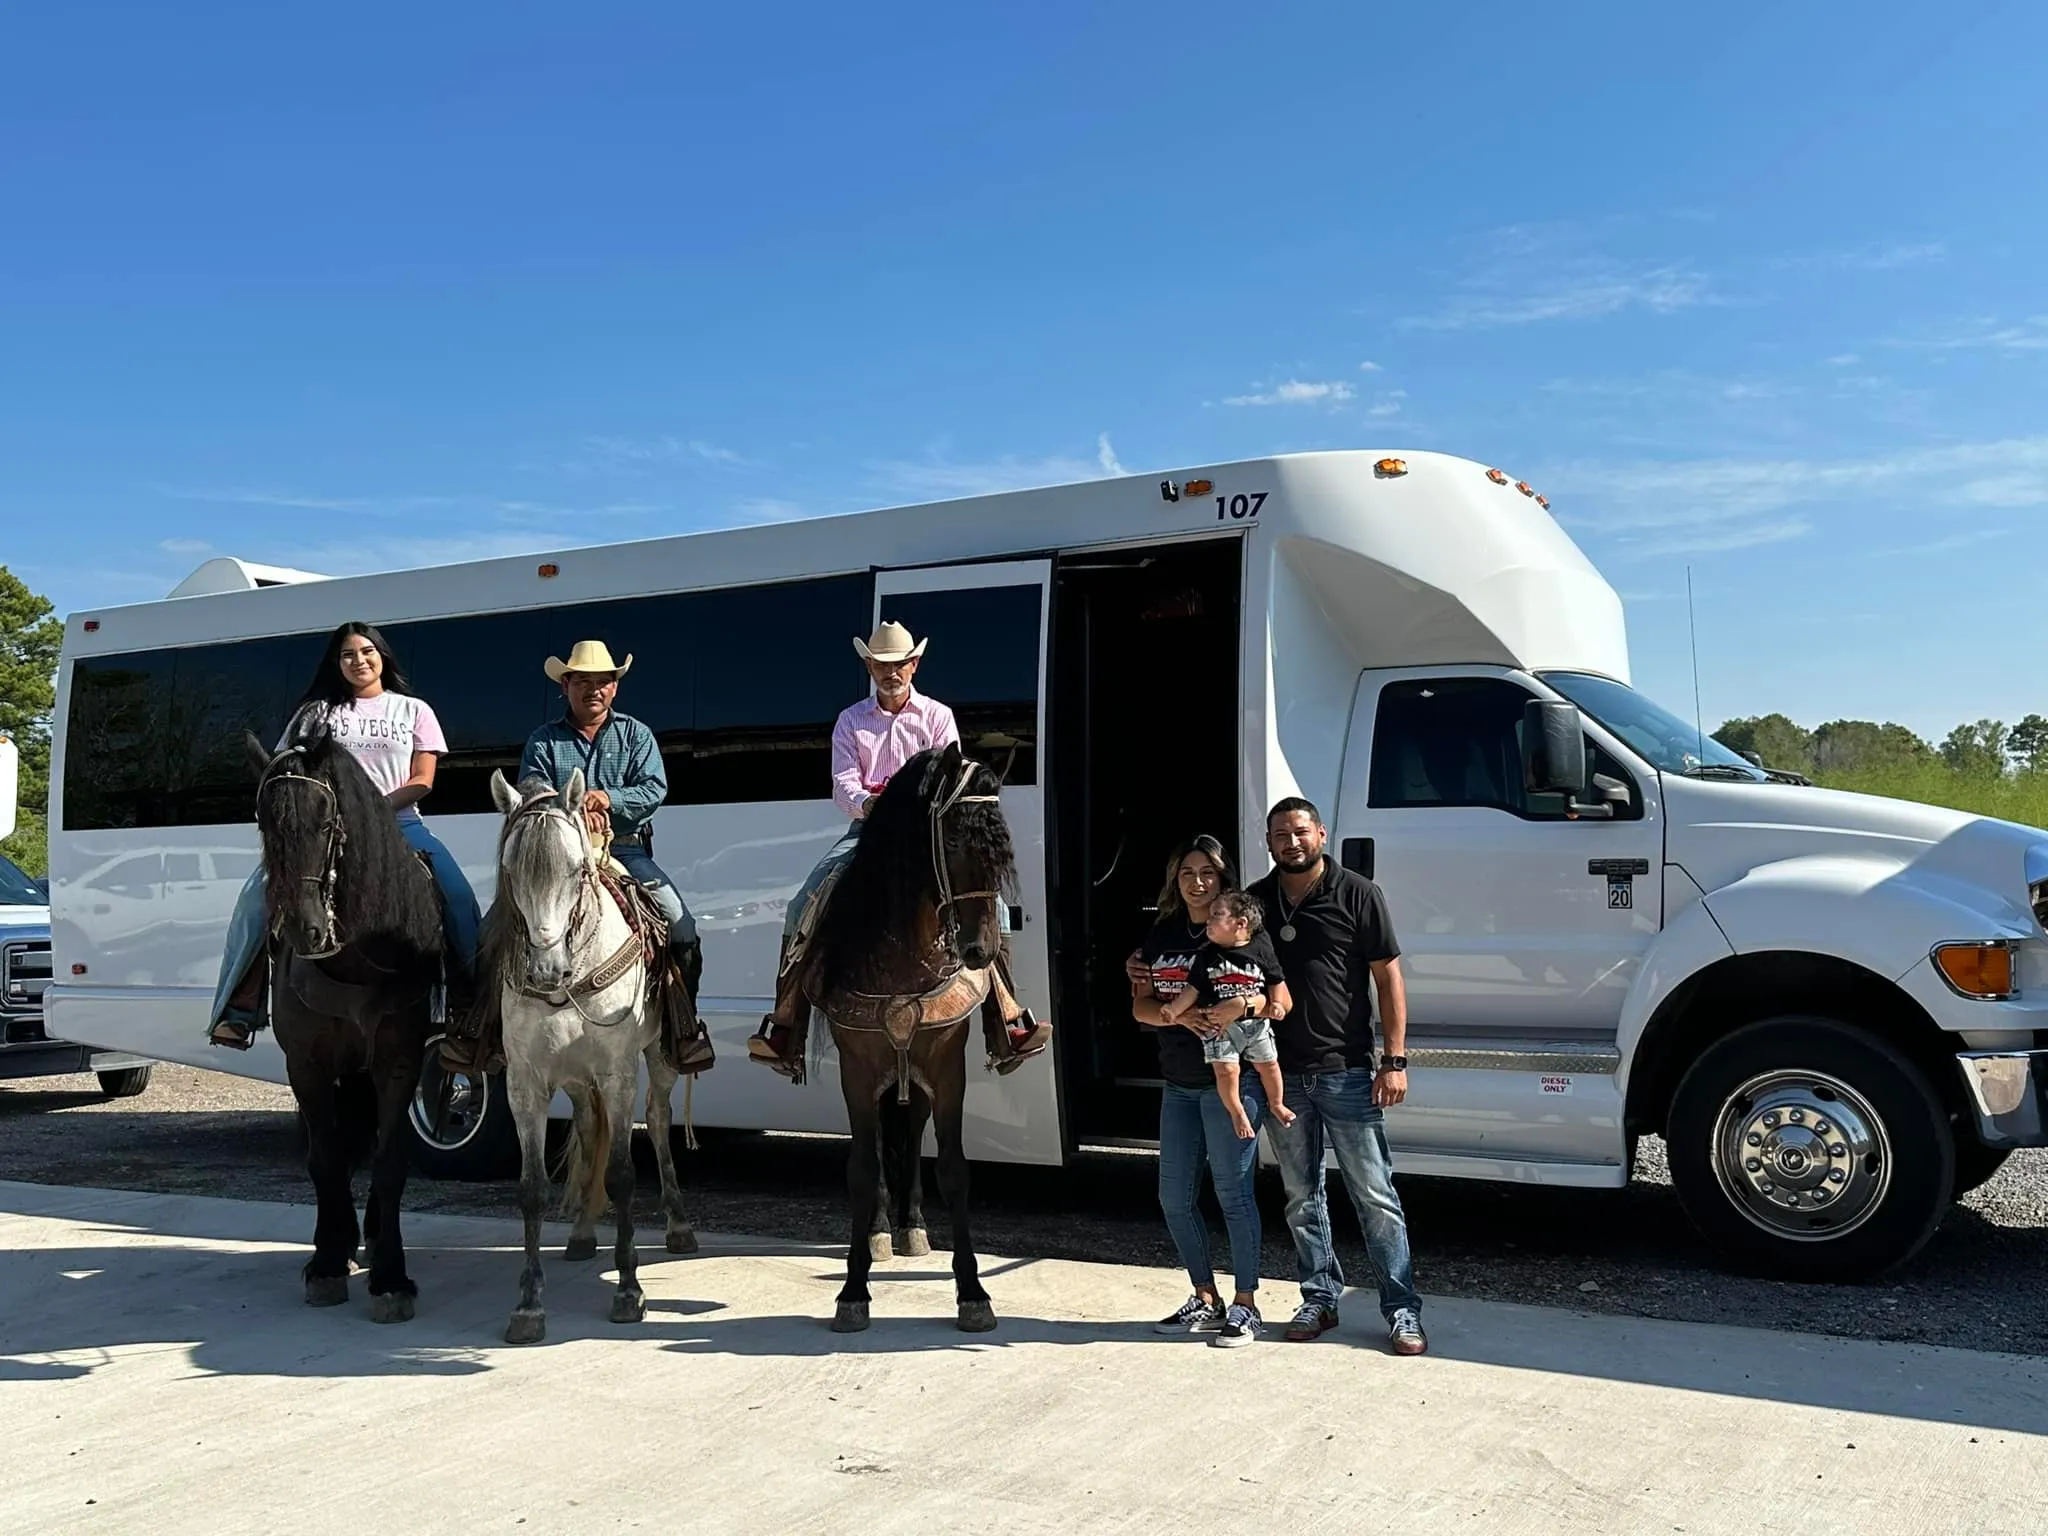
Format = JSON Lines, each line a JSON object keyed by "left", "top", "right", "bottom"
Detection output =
{"left": 1627, "top": 950, "right": 1966, "bottom": 1139}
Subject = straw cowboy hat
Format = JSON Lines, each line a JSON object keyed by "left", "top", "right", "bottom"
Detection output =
{"left": 544, "top": 639, "right": 634, "bottom": 682}
{"left": 853, "top": 620, "right": 928, "bottom": 663}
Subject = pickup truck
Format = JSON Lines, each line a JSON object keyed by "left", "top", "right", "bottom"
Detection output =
{"left": 0, "top": 850, "right": 153, "bottom": 1096}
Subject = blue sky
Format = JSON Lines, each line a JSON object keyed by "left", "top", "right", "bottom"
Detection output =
{"left": 4, "top": 2, "right": 2044, "bottom": 740}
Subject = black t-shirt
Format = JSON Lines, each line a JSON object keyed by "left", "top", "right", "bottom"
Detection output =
{"left": 1247, "top": 863, "right": 1401, "bottom": 1074}
{"left": 1187, "top": 931, "right": 1286, "bottom": 1011}
{"left": 1136, "top": 916, "right": 1215, "bottom": 1089}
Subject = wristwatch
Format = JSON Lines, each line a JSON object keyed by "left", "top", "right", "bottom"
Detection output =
{"left": 1379, "top": 1054, "right": 1409, "bottom": 1072}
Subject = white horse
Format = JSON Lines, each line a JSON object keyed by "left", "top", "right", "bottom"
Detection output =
{"left": 488, "top": 768, "right": 697, "bottom": 1346}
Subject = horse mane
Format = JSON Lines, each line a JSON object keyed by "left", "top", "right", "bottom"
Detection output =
{"left": 259, "top": 723, "right": 441, "bottom": 956}
{"left": 808, "top": 748, "right": 1015, "bottom": 996}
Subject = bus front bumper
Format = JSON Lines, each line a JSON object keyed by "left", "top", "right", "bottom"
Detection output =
{"left": 1957, "top": 1050, "right": 2048, "bottom": 1147}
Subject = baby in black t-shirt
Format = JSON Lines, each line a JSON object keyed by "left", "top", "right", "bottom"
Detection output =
{"left": 1162, "top": 892, "right": 1297, "bottom": 1139}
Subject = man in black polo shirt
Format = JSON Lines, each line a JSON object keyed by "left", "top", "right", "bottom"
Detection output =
{"left": 1246, "top": 796, "right": 1426, "bottom": 1356}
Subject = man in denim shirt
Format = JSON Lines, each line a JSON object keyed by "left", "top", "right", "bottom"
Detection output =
{"left": 1246, "top": 796, "right": 1427, "bottom": 1357}
{"left": 518, "top": 640, "right": 703, "bottom": 1003}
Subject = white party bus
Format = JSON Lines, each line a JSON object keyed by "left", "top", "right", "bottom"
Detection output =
{"left": 45, "top": 449, "right": 2048, "bottom": 1277}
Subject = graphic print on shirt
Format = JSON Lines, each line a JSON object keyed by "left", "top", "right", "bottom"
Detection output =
{"left": 285, "top": 696, "right": 447, "bottom": 805}
{"left": 1191, "top": 931, "right": 1283, "bottom": 1008}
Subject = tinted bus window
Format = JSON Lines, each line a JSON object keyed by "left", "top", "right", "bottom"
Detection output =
{"left": 63, "top": 652, "right": 177, "bottom": 830}
{"left": 879, "top": 584, "right": 1042, "bottom": 786}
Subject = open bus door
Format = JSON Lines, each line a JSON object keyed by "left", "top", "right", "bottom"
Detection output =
{"left": 871, "top": 560, "right": 1063, "bottom": 1164}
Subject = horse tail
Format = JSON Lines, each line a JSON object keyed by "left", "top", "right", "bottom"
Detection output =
{"left": 560, "top": 1086, "right": 614, "bottom": 1226}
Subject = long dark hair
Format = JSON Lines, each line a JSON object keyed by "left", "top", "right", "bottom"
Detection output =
{"left": 256, "top": 724, "right": 441, "bottom": 955}
{"left": 808, "top": 747, "right": 1015, "bottom": 996}
{"left": 1155, "top": 833, "right": 1239, "bottom": 921}
{"left": 296, "top": 621, "right": 414, "bottom": 712}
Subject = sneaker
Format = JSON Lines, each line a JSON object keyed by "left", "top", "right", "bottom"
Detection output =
{"left": 1153, "top": 1293, "right": 1224, "bottom": 1335}
{"left": 1388, "top": 1307, "right": 1428, "bottom": 1356}
{"left": 1284, "top": 1302, "right": 1340, "bottom": 1342}
{"left": 1211, "top": 1303, "right": 1262, "bottom": 1348}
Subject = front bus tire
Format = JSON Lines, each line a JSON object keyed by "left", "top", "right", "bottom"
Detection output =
{"left": 1667, "top": 1016, "right": 1953, "bottom": 1281}
{"left": 406, "top": 1046, "right": 520, "bottom": 1180}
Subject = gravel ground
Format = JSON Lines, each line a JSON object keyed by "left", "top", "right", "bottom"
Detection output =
{"left": 5, "top": 1063, "right": 2047, "bottom": 1355}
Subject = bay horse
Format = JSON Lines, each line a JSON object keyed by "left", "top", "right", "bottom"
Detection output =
{"left": 487, "top": 769, "right": 697, "bottom": 1346}
{"left": 799, "top": 743, "right": 1015, "bottom": 1334}
{"left": 244, "top": 725, "right": 443, "bottom": 1322}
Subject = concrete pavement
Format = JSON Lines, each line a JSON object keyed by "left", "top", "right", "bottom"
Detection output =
{"left": 2, "top": 1177, "right": 2044, "bottom": 1535}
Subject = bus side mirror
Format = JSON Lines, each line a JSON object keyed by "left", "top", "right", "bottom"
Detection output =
{"left": 1522, "top": 700, "right": 1589, "bottom": 798}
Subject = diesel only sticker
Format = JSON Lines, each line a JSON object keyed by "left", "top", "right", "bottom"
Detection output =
{"left": 1541, "top": 1075, "right": 1574, "bottom": 1096}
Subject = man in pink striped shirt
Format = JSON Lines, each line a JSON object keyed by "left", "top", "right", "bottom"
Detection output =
{"left": 749, "top": 620, "right": 1048, "bottom": 1078}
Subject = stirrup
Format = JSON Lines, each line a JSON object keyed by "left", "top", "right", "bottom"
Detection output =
{"left": 748, "top": 1019, "right": 805, "bottom": 1082}
{"left": 990, "top": 1012, "right": 1051, "bottom": 1076}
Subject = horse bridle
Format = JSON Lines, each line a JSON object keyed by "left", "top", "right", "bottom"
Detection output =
{"left": 930, "top": 756, "right": 1003, "bottom": 953}
{"left": 258, "top": 760, "right": 346, "bottom": 959}
{"left": 499, "top": 787, "right": 648, "bottom": 1022}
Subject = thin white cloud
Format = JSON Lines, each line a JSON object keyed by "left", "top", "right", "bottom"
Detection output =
{"left": 566, "top": 434, "right": 753, "bottom": 474}
{"left": 1826, "top": 353, "right": 1862, "bottom": 366}
{"left": 869, "top": 449, "right": 1110, "bottom": 500}
{"left": 1222, "top": 379, "right": 1357, "bottom": 407}
{"left": 1366, "top": 389, "right": 1408, "bottom": 418}
{"left": 1097, "top": 432, "right": 1126, "bottom": 476}
{"left": 1358, "top": 360, "right": 1383, "bottom": 372}
{"left": 158, "top": 537, "right": 212, "bottom": 556}
{"left": 1400, "top": 223, "right": 1714, "bottom": 331}
{"left": 1771, "top": 242, "right": 1946, "bottom": 273}
{"left": 1865, "top": 528, "right": 2008, "bottom": 559}
{"left": 725, "top": 497, "right": 810, "bottom": 525}
{"left": 261, "top": 531, "right": 557, "bottom": 577}
{"left": 1550, "top": 435, "right": 2048, "bottom": 561}
{"left": 1909, "top": 317, "right": 2048, "bottom": 353}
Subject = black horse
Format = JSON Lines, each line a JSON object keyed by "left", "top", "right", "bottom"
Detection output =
{"left": 245, "top": 725, "right": 443, "bottom": 1321}
{"left": 799, "top": 743, "right": 1016, "bottom": 1334}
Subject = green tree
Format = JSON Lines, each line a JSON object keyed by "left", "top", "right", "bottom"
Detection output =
{"left": 1811, "top": 719, "right": 1931, "bottom": 774}
{"left": 2009, "top": 713, "right": 2048, "bottom": 775}
{"left": 1714, "top": 714, "right": 1815, "bottom": 775}
{"left": 1940, "top": 719, "right": 2011, "bottom": 779}
{"left": 0, "top": 566, "right": 62, "bottom": 877}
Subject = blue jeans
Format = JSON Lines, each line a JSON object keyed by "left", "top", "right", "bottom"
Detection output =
{"left": 1157, "top": 1079, "right": 1266, "bottom": 1298}
{"left": 1268, "top": 1068, "right": 1421, "bottom": 1320}
{"left": 208, "top": 818, "right": 482, "bottom": 1033}
{"left": 610, "top": 843, "right": 700, "bottom": 951}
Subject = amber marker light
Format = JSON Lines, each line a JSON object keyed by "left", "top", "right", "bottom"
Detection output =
{"left": 1183, "top": 479, "right": 1214, "bottom": 497}
{"left": 1374, "top": 458, "right": 1408, "bottom": 477}
{"left": 538, "top": 563, "right": 560, "bottom": 578}
{"left": 1485, "top": 468, "right": 1508, "bottom": 485}
{"left": 1933, "top": 941, "right": 2016, "bottom": 999}
{"left": 1515, "top": 481, "right": 1535, "bottom": 497}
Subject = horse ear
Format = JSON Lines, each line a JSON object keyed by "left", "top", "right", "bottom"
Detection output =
{"left": 563, "top": 768, "right": 586, "bottom": 816}
{"left": 490, "top": 770, "right": 522, "bottom": 817}
{"left": 244, "top": 731, "right": 270, "bottom": 780}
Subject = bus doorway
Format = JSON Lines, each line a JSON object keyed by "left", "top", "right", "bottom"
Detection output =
{"left": 1051, "top": 537, "right": 1243, "bottom": 1147}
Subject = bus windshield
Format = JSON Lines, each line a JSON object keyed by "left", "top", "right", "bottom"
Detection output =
{"left": 1540, "top": 671, "right": 1765, "bottom": 781}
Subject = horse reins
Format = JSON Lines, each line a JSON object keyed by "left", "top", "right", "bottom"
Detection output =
{"left": 929, "top": 756, "right": 1002, "bottom": 953}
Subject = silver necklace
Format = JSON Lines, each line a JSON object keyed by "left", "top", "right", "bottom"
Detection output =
{"left": 1274, "top": 867, "right": 1322, "bottom": 943}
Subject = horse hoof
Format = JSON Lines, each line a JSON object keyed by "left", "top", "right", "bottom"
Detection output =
{"left": 304, "top": 1275, "right": 349, "bottom": 1308}
{"left": 504, "top": 1310, "right": 547, "bottom": 1345}
{"left": 564, "top": 1236, "right": 599, "bottom": 1262}
{"left": 666, "top": 1228, "right": 699, "bottom": 1256}
{"left": 370, "top": 1292, "right": 416, "bottom": 1325}
{"left": 957, "top": 1301, "right": 997, "bottom": 1333}
{"left": 896, "top": 1227, "right": 932, "bottom": 1258}
{"left": 831, "top": 1302, "right": 871, "bottom": 1334}
{"left": 867, "top": 1231, "right": 893, "bottom": 1262}
{"left": 610, "top": 1292, "right": 647, "bottom": 1325}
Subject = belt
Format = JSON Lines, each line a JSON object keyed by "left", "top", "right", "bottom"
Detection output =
{"left": 609, "top": 836, "right": 645, "bottom": 851}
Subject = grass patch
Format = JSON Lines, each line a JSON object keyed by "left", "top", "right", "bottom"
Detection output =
{"left": 1814, "top": 765, "right": 2048, "bottom": 830}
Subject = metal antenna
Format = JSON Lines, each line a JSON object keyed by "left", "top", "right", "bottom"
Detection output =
{"left": 1687, "top": 565, "right": 1706, "bottom": 765}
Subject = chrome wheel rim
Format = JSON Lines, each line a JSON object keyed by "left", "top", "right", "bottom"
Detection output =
{"left": 409, "top": 1043, "right": 490, "bottom": 1154}
{"left": 1710, "top": 1068, "right": 1891, "bottom": 1241}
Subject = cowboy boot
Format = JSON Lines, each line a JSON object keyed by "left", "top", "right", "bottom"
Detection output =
{"left": 747, "top": 937, "right": 809, "bottom": 1081}
{"left": 665, "top": 935, "right": 716, "bottom": 1075}
{"left": 209, "top": 953, "right": 269, "bottom": 1050}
